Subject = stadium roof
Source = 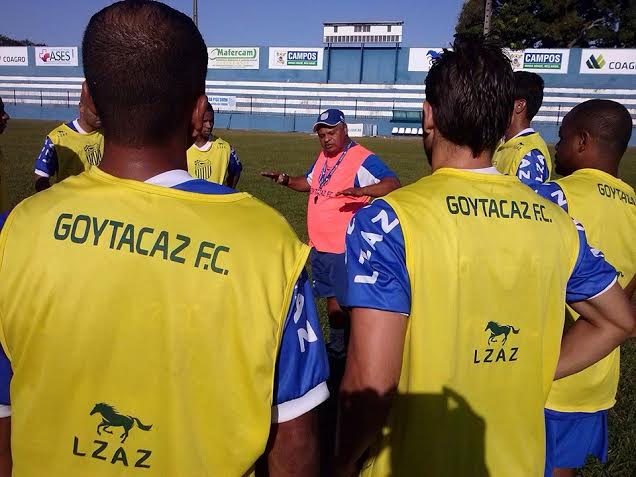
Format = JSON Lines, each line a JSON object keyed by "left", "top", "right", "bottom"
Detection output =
{"left": 323, "top": 21, "right": 404, "bottom": 26}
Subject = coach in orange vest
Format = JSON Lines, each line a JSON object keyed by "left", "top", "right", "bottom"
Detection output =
{"left": 262, "top": 110, "right": 400, "bottom": 361}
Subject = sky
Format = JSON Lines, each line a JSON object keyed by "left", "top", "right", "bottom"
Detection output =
{"left": 1, "top": 0, "right": 466, "bottom": 47}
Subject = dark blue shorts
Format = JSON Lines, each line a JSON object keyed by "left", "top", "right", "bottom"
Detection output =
{"left": 544, "top": 408, "right": 608, "bottom": 476}
{"left": 310, "top": 249, "right": 346, "bottom": 302}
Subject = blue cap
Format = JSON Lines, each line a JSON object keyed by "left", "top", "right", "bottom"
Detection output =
{"left": 313, "top": 109, "right": 345, "bottom": 131}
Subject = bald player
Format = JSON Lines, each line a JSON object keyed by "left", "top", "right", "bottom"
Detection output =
{"left": 534, "top": 99, "right": 635, "bottom": 477}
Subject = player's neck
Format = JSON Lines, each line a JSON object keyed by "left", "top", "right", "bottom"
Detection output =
{"left": 77, "top": 117, "right": 96, "bottom": 134}
{"left": 505, "top": 120, "right": 531, "bottom": 142}
{"left": 99, "top": 140, "right": 189, "bottom": 181}
{"left": 194, "top": 135, "right": 209, "bottom": 148}
{"left": 588, "top": 163, "right": 619, "bottom": 178}
{"left": 430, "top": 140, "right": 492, "bottom": 172}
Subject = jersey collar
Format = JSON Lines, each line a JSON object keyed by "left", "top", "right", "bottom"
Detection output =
{"left": 512, "top": 127, "right": 535, "bottom": 139}
{"left": 193, "top": 140, "right": 213, "bottom": 152}
{"left": 144, "top": 169, "right": 194, "bottom": 188}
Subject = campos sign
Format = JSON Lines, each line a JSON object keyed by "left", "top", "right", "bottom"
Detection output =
{"left": 0, "top": 47, "right": 28, "bottom": 66}
{"left": 506, "top": 49, "right": 569, "bottom": 74}
{"left": 35, "top": 47, "right": 78, "bottom": 66}
{"left": 268, "top": 48, "right": 324, "bottom": 70}
{"left": 408, "top": 48, "right": 445, "bottom": 72}
{"left": 207, "top": 47, "right": 259, "bottom": 70}
{"left": 580, "top": 49, "right": 636, "bottom": 75}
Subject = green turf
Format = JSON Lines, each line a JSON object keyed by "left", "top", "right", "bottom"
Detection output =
{"left": 1, "top": 120, "right": 635, "bottom": 475}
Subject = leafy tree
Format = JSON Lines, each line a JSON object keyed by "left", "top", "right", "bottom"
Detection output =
{"left": 456, "top": 0, "right": 635, "bottom": 48}
{"left": 0, "top": 35, "right": 45, "bottom": 47}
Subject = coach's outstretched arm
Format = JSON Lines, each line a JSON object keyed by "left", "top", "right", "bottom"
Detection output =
{"left": 336, "top": 175, "right": 401, "bottom": 198}
{"left": 335, "top": 308, "right": 407, "bottom": 477}
{"left": 557, "top": 282, "right": 636, "bottom": 379}
{"left": 0, "top": 417, "right": 10, "bottom": 477}
{"left": 261, "top": 171, "right": 311, "bottom": 192}
{"left": 266, "top": 411, "right": 319, "bottom": 477}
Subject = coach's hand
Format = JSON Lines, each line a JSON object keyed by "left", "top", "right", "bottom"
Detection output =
{"left": 337, "top": 187, "right": 366, "bottom": 197}
{"left": 260, "top": 171, "right": 290, "bottom": 186}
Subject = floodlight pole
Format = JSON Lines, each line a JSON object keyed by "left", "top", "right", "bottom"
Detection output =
{"left": 483, "top": 0, "right": 492, "bottom": 36}
{"left": 193, "top": 0, "right": 198, "bottom": 27}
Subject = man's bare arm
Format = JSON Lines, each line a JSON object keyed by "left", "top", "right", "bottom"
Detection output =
{"left": 557, "top": 282, "right": 636, "bottom": 379}
{"left": 0, "top": 417, "right": 10, "bottom": 477}
{"left": 624, "top": 274, "right": 636, "bottom": 301}
{"left": 34, "top": 175, "right": 51, "bottom": 192}
{"left": 335, "top": 308, "right": 407, "bottom": 476}
{"left": 261, "top": 172, "right": 311, "bottom": 193}
{"left": 266, "top": 410, "right": 319, "bottom": 477}
{"left": 337, "top": 176, "right": 401, "bottom": 198}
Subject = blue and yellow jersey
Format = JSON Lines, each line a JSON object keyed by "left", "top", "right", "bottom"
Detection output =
{"left": 186, "top": 136, "right": 242, "bottom": 185}
{"left": 535, "top": 169, "right": 635, "bottom": 413}
{"left": 34, "top": 119, "right": 104, "bottom": 182}
{"left": 0, "top": 169, "right": 328, "bottom": 476}
{"left": 492, "top": 128, "right": 553, "bottom": 186}
{"left": 343, "top": 167, "right": 616, "bottom": 477}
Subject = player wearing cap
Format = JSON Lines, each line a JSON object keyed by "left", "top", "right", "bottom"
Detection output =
{"left": 33, "top": 87, "right": 104, "bottom": 191}
{"left": 534, "top": 99, "right": 636, "bottom": 477}
{"left": 187, "top": 102, "right": 242, "bottom": 188}
{"left": 262, "top": 109, "right": 400, "bottom": 361}
{"left": 492, "top": 71, "right": 552, "bottom": 186}
{"left": 335, "top": 40, "right": 635, "bottom": 477}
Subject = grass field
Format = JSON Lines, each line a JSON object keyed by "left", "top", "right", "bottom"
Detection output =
{"left": 1, "top": 119, "right": 635, "bottom": 475}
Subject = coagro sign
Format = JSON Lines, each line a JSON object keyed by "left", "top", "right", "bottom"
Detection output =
{"left": 0, "top": 47, "right": 28, "bottom": 66}
{"left": 268, "top": 48, "right": 324, "bottom": 70}
{"left": 207, "top": 47, "right": 259, "bottom": 69}
{"left": 580, "top": 49, "right": 636, "bottom": 75}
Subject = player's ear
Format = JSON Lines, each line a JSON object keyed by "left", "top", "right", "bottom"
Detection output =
{"left": 190, "top": 94, "right": 208, "bottom": 142}
{"left": 423, "top": 101, "right": 435, "bottom": 133}
{"left": 515, "top": 99, "right": 526, "bottom": 116}
{"left": 579, "top": 129, "right": 591, "bottom": 152}
{"left": 81, "top": 82, "right": 98, "bottom": 119}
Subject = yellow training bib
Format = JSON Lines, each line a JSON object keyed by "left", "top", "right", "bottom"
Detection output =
{"left": 546, "top": 169, "right": 636, "bottom": 413}
{"left": 48, "top": 123, "right": 104, "bottom": 183}
{"left": 361, "top": 168, "right": 579, "bottom": 477}
{"left": 187, "top": 136, "right": 231, "bottom": 185}
{"left": 0, "top": 168, "right": 308, "bottom": 476}
{"left": 492, "top": 131, "right": 552, "bottom": 181}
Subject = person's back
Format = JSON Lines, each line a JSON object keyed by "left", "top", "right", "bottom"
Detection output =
{"left": 492, "top": 71, "right": 552, "bottom": 186}
{"left": 0, "top": 168, "right": 309, "bottom": 475}
{"left": 0, "top": 2, "right": 327, "bottom": 476}
{"left": 368, "top": 169, "right": 578, "bottom": 476}
{"left": 335, "top": 39, "right": 634, "bottom": 477}
{"left": 536, "top": 99, "right": 636, "bottom": 476}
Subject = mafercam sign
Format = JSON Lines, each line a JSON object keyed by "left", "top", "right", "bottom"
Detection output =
{"left": 580, "top": 49, "right": 636, "bottom": 75}
{"left": 35, "top": 47, "right": 78, "bottom": 66}
{"left": 0, "top": 47, "right": 28, "bottom": 66}
{"left": 207, "top": 47, "right": 259, "bottom": 69}
{"left": 268, "top": 48, "right": 324, "bottom": 70}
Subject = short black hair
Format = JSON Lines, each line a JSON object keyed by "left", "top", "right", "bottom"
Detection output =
{"left": 568, "top": 99, "right": 633, "bottom": 159}
{"left": 425, "top": 37, "right": 513, "bottom": 157}
{"left": 513, "top": 71, "right": 544, "bottom": 121}
{"left": 82, "top": 0, "right": 207, "bottom": 145}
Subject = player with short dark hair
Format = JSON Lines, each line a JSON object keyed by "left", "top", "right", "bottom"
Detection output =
{"left": 335, "top": 38, "right": 635, "bottom": 476}
{"left": 187, "top": 102, "right": 242, "bottom": 188}
{"left": 0, "top": 2, "right": 328, "bottom": 475}
{"left": 534, "top": 99, "right": 635, "bottom": 477}
{"left": 493, "top": 71, "right": 553, "bottom": 185}
{"left": 33, "top": 87, "right": 103, "bottom": 191}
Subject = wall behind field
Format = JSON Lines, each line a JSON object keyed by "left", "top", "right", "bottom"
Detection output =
{"left": 1, "top": 46, "right": 635, "bottom": 145}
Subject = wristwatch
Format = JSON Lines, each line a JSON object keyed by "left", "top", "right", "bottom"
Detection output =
{"left": 279, "top": 173, "right": 290, "bottom": 186}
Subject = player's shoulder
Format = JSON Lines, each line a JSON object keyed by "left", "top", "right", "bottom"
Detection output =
{"left": 48, "top": 122, "right": 75, "bottom": 141}
{"left": 211, "top": 135, "right": 231, "bottom": 149}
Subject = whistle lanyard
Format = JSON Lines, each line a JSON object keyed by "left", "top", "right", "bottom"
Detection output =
{"left": 317, "top": 141, "right": 355, "bottom": 190}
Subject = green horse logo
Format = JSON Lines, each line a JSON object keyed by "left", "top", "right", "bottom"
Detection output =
{"left": 484, "top": 321, "right": 520, "bottom": 346}
{"left": 90, "top": 403, "right": 152, "bottom": 443}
